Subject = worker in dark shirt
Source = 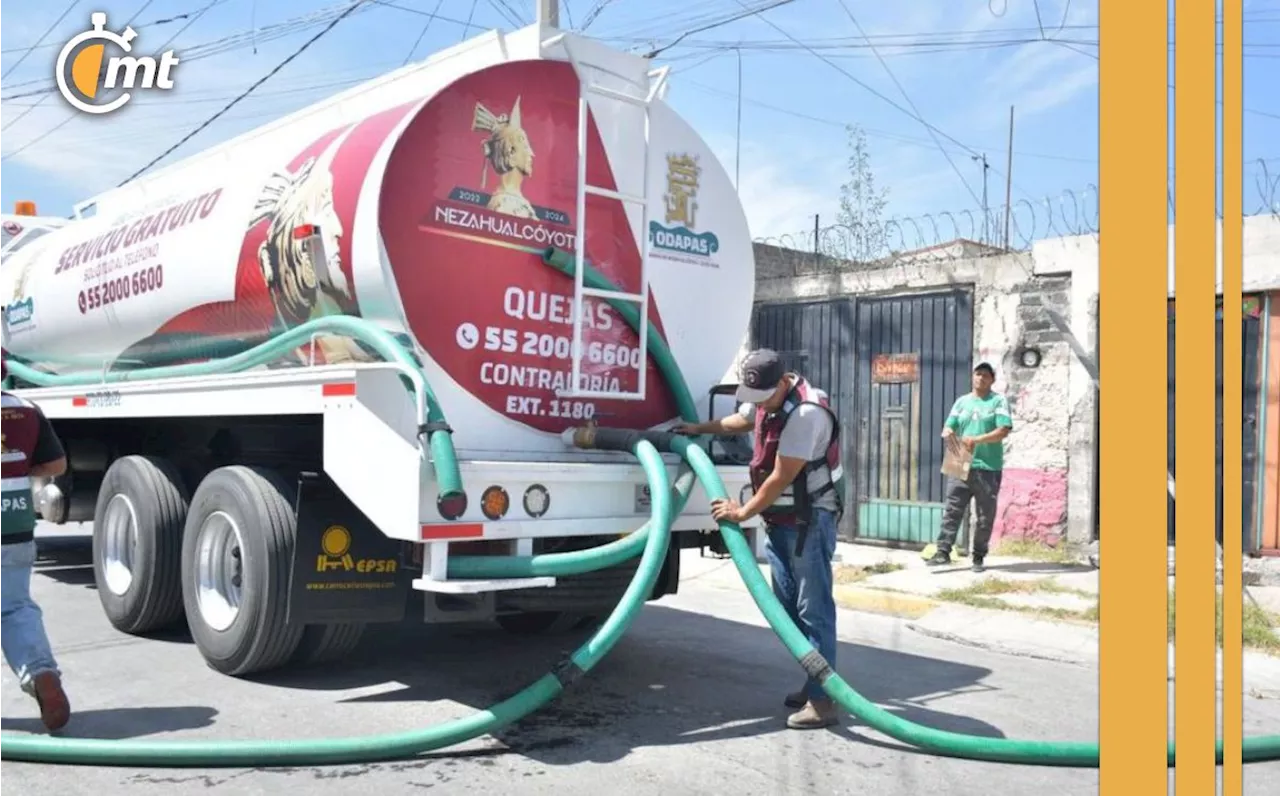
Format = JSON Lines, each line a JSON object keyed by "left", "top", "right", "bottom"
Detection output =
{"left": 2, "top": 357, "right": 71, "bottom": 732}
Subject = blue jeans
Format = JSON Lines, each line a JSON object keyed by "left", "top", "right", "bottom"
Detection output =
{"left": 1, "top": 540, "right": 59, "bottom": 694}
{"left": 763, "top": 508, "right": 838, "bottom": 702}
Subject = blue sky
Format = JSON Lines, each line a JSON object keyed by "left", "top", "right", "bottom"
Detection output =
{"left": 1, "top": 0, "right": 1277, "bottom": 246}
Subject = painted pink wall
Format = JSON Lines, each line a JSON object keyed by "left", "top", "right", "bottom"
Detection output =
{"left": 992, "top": 468, "right": 1069, "bottom": 545}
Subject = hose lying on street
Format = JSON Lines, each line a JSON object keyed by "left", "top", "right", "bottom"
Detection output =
{"left": 0, "top": 439, "right": 674, "bottom": 767}
{"left": 4, "top": 248, "right": 1280, "bottom": 768}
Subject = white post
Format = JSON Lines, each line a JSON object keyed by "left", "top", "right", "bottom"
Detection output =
{"left": 537, "top": 0, "right": 559, "bottom": 29}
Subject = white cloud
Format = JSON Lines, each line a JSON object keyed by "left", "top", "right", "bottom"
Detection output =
{"left": 1, "top": 50, "right": 319, "bottom": 200}
{"left": 976, "top": 1, "right": 1099, "bottom": 120}
{"left": 704, "top": 133, "right": 841, "bottom": 241}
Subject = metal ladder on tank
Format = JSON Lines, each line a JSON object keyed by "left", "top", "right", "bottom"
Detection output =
{"left": 556, "top": 39, "right": 670, "bottom": 403}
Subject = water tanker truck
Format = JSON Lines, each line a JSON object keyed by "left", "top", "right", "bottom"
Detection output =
{"left": 0, "top": 21, "right": 763, "bottom": 677}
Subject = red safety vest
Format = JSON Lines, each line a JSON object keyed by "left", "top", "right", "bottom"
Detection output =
{"left": 747, "top": 376, "right": 843, "bottom": 526}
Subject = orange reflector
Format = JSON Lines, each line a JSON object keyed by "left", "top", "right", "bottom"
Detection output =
{"left": 71, "top": 396, "right": 87, "bottom": 407}
{"left": 421, "top": 523, "right": 484, "bottom": 540}
{"left": 480, "top": 486, "right": 510, "bottom": 520}
{"left": 321, "top": 382, "right": 356, "bottom": 397}
{"left": 13, "top": 201, "right": 37, "bottom": 216}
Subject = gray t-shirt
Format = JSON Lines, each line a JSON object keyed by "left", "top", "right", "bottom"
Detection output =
{"left": 738, "top": 385, "right": 839, "bottom": 512}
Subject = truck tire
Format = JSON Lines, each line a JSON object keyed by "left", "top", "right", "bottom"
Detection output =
{"left": 291, "top": 623, "right": 366, "bottom": 667}
{"left": 180, "top": 465, "right": 305, "bottom": 676}
{"left": 92, "top": 455, "right": 189, "bottom": 634}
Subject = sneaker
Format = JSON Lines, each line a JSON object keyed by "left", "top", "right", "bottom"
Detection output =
{"left": 786, "top": 698, "right": 840, "bottom": 730}
{"left": 926, "top": 550, "right": 952, "bottom": 566}
{"left": 971, "top": 556, "right": 986, "bottom": 573}
{"left": 31, "top": 671, "right": 70, "bottom": 732}
{"left": 784, "top": 688, "right": 808, "bottom": 709}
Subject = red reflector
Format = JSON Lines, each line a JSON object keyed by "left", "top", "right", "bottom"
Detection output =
{"left": 71, "top": 396, "right": 87, "bottom": 407}
{"left": 421, "top": 523, "right": 484, "bottom": 540}
{"left": 293, "top": 224, "right": 317, "bottom": 239}
{"left": 322, "top": 382, "right": 356, "bottom": 397}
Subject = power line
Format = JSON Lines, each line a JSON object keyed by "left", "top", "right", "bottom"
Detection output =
{"left": 459, "top": 0, "right": 481, "bottom": 43}
{"left": 3, "top": 0, "right": 218, "bottom": 164}
{"left": 485, "top": 0, "right": 522, "bottom": 27}
{"left": 115, "top": 0, "right": 371, "bottom": 187}
{"left": 2, "top": 0, "right": 82, "bottom": 79}
{"left": 830, "top": 0, "right": 982, "bottom": 209}
{"left": 403, "top": 0, "right": 445, "bottom": 65}
{"left": 2, "top": 0, "right": 156, "bottom": 134}
{"left": 645, "top": 0, "right": 792, "bottom": 58}
{"left": 724, "top": 2, "right": 989, "bottom": 175}
{"left": 680, "top": 78, "right": 1098, "bottom": 164}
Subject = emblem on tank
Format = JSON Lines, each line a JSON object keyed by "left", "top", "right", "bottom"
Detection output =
{"left": 649, "top": 153, "right": 720, "bottom": 268}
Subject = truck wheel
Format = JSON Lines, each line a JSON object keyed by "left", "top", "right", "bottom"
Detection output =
{"left": 291, "top": 623, "right": 366, "bottom": 667}
{"left": 181, "top": 465, "right": 304, "bottom": 676}
{"left": 495, "top": 611, "right": 593, "bottom": 635}
{"left": 93, "top": 455, "right": 189, "bottom": 634}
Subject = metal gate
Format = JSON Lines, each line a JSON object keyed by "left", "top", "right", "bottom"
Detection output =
{"left": 751, "top": 299, "right": 858, "bottom": 539}
{"left": 1166, "top": 296, "right": 1265, "bottom": 551}
{"left": 851, "top": 290, "right": 975, "bottom": 545}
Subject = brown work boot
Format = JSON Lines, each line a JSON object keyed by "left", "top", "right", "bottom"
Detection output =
{"left": 786, "top": 698, "right": 840, "bottom": 730}
{"left": 31, "top": 671, "right": 70, "bottom": 732}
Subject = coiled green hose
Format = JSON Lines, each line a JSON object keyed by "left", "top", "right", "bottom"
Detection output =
{"left": 666, "top": 437, "right": 1280, "bottom": 767}
{"left": 0, "top": 439, "right": 673, "bottom": 767}
{"left": 2, "top": 316, "right": 463, "bottom": 505}
{"left": 5, "top": 250, "right": 1278, "bottom": 769}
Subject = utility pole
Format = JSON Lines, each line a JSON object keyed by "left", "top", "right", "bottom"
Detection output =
{"left": 1003, "top": 105, "right": 1015, "bottom": 250}
{"left": 537, "top": 0, "right": 559, "bottom": 29}
{"left": 972, "top": 153, "right": 990, "bottom": 244}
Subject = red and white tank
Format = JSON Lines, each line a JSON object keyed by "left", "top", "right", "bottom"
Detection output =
{"left": 0, "top": 25, "right": 755, "bottom": 457}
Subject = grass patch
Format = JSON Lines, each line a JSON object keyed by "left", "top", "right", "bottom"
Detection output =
{"left": 992, "top": 538, "right": 1083, "bottom": 564}
{"left": 1167, "top": 589, "right": 1280, "bottom": 653}
{"left": 933, "top": 577, "right": 1099, "bottom": 624}
{"left": 833, "top": 560, "right": 904, "bottom": 584}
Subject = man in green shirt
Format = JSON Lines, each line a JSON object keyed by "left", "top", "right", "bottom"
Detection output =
{"left": 927, "top": 362, "right": 1013, "bottom": 573}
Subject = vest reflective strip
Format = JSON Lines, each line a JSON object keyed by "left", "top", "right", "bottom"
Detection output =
{"left": 1, "top": 476, "right": 32, "bottom": 491}
{"left": 767, "top": 462, "right": 842, "bottom": 508}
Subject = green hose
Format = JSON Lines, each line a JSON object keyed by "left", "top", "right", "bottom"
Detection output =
{"left": 8, "top": 248, "right": 1269, "bottom": 770}
{"left": 448, "top": 247, "right": 704, "bottom": 580}
{"left": 666, "top": 436, "right": 1280, "bottom": 767}
{"left": 0, "top": 439, "right": 673, "bottom": 767}
{"left": 3, "top": 316, "right": 464, "bottom": 506}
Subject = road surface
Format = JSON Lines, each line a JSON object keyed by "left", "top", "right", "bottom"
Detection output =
{"left": 3, "top": 527, "right": 1278, "bottom": 795}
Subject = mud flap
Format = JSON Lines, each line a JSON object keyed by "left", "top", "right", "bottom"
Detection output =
{"left": 287, "top": 472, "right": 412, "bottom": 625}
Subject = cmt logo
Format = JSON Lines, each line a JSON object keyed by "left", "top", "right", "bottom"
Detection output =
{"left": 55, "top": 12, "right": 180, "bottom": 115}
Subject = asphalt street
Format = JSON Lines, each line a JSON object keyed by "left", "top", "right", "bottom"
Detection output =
{"left": 3, "top": 527, "right": 1279, "bottom": 795}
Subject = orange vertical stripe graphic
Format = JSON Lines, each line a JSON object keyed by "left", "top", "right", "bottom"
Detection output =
{"left": 1173, "top": 0, "right": 1217, "bottom": 790}
{"left": 1221, "top": 0, "right": 1244, "bottom": 792}
{"left": 1098, "top": 0, "right": 1169, "bottom": 792}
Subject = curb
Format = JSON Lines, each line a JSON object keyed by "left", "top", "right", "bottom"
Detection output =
{"left": 833, "top": 585, "right": 938, "bottom": 619}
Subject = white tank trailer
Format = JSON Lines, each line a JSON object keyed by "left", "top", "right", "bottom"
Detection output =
{"left": 0, "top": 21, "right": 763, "bottom": 676}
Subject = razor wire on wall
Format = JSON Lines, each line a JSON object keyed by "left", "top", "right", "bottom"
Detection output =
{"left": 756, "top": 160, "right": 1280, "bottom": 265}
{"left": 756, "top": 185, "right": 1099, "bottom": 265}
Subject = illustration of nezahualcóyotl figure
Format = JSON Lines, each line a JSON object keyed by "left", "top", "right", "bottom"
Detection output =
{"left": 248, "top": 154, "right": 370, "bottom": 365}
{"left": 472, "top": 96, "right": 538, "bottom": 220}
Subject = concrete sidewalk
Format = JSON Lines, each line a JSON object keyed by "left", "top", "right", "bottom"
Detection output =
{"left": 678, "top": 541, "right": 1280, "bottom": 694}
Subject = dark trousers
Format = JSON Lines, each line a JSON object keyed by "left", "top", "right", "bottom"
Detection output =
{"left": 935, "top": 468, "right": 1004, "bottom": 558}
